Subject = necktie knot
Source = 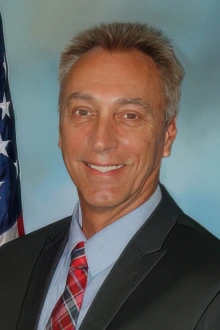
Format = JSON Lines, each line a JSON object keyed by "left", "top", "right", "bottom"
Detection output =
{"left": 70, "top": 241, "right": 88, "bottom": 271}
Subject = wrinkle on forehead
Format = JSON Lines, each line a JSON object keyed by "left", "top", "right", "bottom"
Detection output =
{"left": 62, "top": 48, "right": 165, "bottom": 118}
{"left": 65, "top": 92, "right": 153, "bottom": 115}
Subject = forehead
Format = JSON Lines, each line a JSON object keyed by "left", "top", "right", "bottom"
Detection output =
{"left": 62, "top": 47, "right": 164, "bottom": 110}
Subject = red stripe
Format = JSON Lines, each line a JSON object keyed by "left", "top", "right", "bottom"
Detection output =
{"left": 17, "top": 213, "right": 25, "bottom": 236}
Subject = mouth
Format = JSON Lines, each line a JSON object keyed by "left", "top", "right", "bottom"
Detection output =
{"left": 86, "top": 163, "right": 124, "bottom": 173}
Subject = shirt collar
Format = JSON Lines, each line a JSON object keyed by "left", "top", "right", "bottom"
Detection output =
{"left": 65, "top": 202, "right": 86, "bottom": 258}
{"left": 67, "top": 185, "right": 162, "bottom": 278}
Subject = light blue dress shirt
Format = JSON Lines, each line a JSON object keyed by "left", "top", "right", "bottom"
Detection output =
{"left": 38, "top": 186, "right": 162, "bottom": 329}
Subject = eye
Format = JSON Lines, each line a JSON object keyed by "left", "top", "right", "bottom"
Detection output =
{"left": 123, "top": 113, "right": 139, "bottom": 119}
{"left": 116, "top": 110, "right": 143, "bottom": 127}
{"left": 75, "top": 109, "right": 91, "bottom": 116}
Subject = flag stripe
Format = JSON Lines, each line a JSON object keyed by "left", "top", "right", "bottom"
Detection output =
{"left": 17, "top": 213, "right": 25, "bottom": 237}
{"left": 0, "top": 222, "right": 18, "bottom": 246}
{"left": 0, "top": 13, "right": 24, "bottom": 245}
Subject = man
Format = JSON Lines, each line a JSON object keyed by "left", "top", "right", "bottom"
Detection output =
{"left": 0, "top": 22, "right": 220, "bottom": 330}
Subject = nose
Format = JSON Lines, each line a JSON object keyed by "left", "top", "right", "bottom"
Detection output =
{"left": 90, "top": 116, "right": 119, "bottom": 153}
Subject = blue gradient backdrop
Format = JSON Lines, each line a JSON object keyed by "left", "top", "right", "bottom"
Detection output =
{"left": 1, "top": 0, "right": 219, "bottom": 235}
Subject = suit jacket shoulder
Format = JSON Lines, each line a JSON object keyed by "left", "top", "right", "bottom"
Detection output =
{"left": 175, "top": 212, "right": 220, "bottom": 260}
{"left": 0, "top": 215, "right": 71, "bottom": 256}
{"left": 0, "top": 216, "right": 71, "bottom": 330}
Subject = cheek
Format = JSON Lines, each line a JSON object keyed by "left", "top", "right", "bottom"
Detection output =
{"left": 137, "top": 130, "right": 165, "bottom": 166}
{"left": 61, "top": 126, "right": 85, "bottom": 151}
{"left": 124, "top": 136, "right": 151, "bottom": 171}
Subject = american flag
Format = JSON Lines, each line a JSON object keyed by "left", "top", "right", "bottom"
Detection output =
{"left": 0, "top": 13, "right": 24, "bottom": 246}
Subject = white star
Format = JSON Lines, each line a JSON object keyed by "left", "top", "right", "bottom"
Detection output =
{"left": 0, "top": 93, "right": 10, "bottom": 119}
{"left": 3, "top": 55, "right": 7, "bottom": 77}
{"left": 14, "top": 161, "right": 18, "bottom": 177}
{"left": 0, "top": 182, "right": 4, "bottom": 199}
{"left": 0, "top": 134, "right": 11, "bottom": 157}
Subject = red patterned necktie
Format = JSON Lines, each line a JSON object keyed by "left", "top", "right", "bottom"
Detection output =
{"left": 46, "top": 241, "right": 88, "bottom": 330}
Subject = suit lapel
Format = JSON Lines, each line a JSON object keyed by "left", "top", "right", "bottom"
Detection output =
{"left": 17, "top": 219, "right": 71, "bottom": 330}
{"left": 79, "top": 243, "right": 166, "bottom": 330}
{"left": 79, "top": 186, "right": 181, "bottom": 330}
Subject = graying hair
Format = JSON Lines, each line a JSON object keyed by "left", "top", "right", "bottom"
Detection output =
{"left": 59, "top": 22, "right": 184, "bottom": 123}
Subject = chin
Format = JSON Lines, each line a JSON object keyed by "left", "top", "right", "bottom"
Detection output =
{"left": 82, "top": 191, "right": 124, "bottom": 210}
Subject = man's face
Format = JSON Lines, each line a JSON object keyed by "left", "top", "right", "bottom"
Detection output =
{"left": 59, "top": 48, "right": 176, "bottom": 213}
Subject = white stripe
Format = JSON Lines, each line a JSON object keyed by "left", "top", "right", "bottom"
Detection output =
{"left": 63, "top": 289, "right": 77, "bottom": 327}
{"left": 67, "top": 284, "right": 79, "bottom": 313}
{"left": 0, "top": 222, "right": 18, "bottom": 246}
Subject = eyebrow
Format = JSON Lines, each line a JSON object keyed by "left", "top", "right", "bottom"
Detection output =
{"left": 115, "top": 97, "right": 153, "bottom": 114}
{"left": 66, "top": 92, "right": 153, "bottom": 114}
{"left": 66, "top": 92, "right": 94, "bottom": 103}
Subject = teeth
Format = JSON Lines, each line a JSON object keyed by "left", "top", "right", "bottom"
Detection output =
{"left": 88, "top": 164, "right": 124, "bottom": 172}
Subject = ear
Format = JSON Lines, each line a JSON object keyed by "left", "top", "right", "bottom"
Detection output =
{"left": 163, "top": 116, "right": 177, "bottom": 158}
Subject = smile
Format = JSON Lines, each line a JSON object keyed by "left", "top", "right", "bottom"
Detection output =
{"left": 87, "top": 164, "right": 124, "bottom": 172}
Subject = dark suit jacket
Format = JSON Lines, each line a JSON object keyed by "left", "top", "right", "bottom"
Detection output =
{"left": 1, "top": 186, "right": 220, "bottom": 330}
